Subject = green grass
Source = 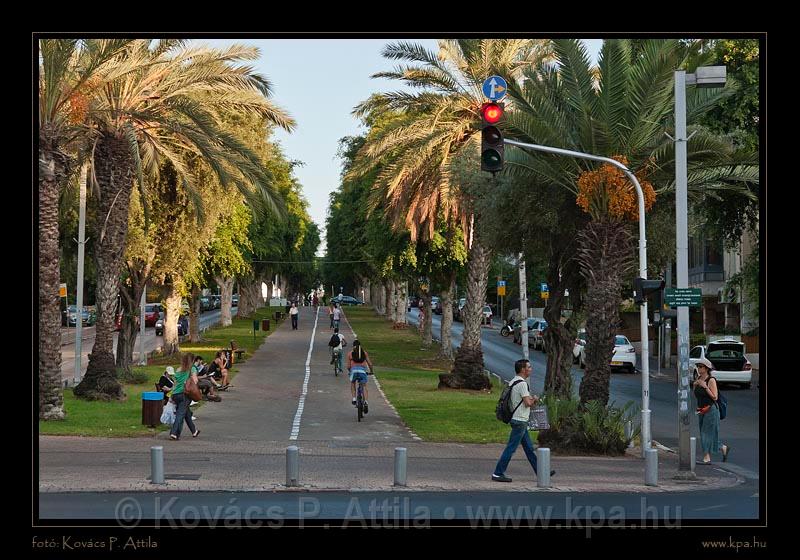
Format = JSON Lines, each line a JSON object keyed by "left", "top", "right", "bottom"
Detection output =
{"left": 40, "top": 306, "right": 286, "bottom": 437}
{"left": 344, "top": 307, "right": 525, "bottom": 444}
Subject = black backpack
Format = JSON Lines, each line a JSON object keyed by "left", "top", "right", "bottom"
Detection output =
{"left": 496, "top": 379, "right": 525, "bottom": 423}
{"left": 328, "top": 334, "right": 340, "bottom": 347}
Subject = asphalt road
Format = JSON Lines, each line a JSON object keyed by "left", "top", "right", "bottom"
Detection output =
{"left": 408, "top": 309, "right": 760, "bottom": 478}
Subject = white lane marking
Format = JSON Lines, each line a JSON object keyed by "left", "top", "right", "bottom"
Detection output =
{"left": 289, "top": 306, "right": 320, "bottom": 441}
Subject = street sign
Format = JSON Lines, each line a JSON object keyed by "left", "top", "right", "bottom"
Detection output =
{"left": 541, "top": 292, "right": 549, "bottom": 300}
{"left": 482, "top": 75, "right": 508, "bottom": 101}
{"left": 498, "top": 286, "right": 506, "bottom": 296}
{"left": 59, "top": 283, "right": 67, "bottom": 298}
{"left": 665, "top": 288, "right": 702, "bottom": 307}
{"left": 497, "top": 280, "right": 506, "bottom": 287}
{"left": 540, "top": 283, "right": 548, "bottom": 292}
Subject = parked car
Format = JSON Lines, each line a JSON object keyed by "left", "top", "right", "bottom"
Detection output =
{"left": 453, "top": 298, "right": 467, "bottom": 321}
{"left": 530, "top": 319, "right": 548, "bottom": 351}
{"left": 144, "top": 303, "right": 162, "bottom": 327}
{"left": 331, "top": 295, "right": 364, "bottom": 306}
{"left": 211, "top": 295, "right": 221, "bottom": 309}
{"left": 576, "top": 334, "right": 637, "bottom": 374}
{"left": 64, "top": 305, "right": 96, "bottom": 327}
{"left": 432, "top": 296, "right": 442, "bottom": 315}
{"left": 512, "top": 317, "right": 536, "bottom": 345}
{"left": 232, "top": 294, "right": 239, "bottom": 307}
{"left": 481, "top": 305, "right": 493, "bottom": 325}
{"left": 199, "top": 296, "right": 213, "bottom": 312}
{"left": 408, "top": 296, "right": 420, "bottom": 310}
{"left": 155, "top": 315, "right": 189, "bottom": 337}
{"left": 573, "top": 329, "right": 587, "bottom": 363}
{"left": 689, "top": 339, "right": 752, "bottom": 388}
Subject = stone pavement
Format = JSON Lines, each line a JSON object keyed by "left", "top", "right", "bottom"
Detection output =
{"left": 39, "top": 307, "right": 742, "bottom": 494}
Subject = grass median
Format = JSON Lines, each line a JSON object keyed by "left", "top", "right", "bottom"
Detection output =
{"left": 39, "top": 306, "right": 286, "bottom": 437}
{"left": 342, "top": 306, "right": 517, "bottom": 444}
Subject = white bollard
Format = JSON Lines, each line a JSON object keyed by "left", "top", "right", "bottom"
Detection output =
{"left": 394, "top": 447, "right": 407, "bottom": 487}
{"left": 286, "top": 445, "right": 299, "bottom": 487}
{"left": 645, "top": 448, "right": 658, "bottom": 486}
{"left": 150, "top": 446, "right": 165, "bottom": 485}
{"left": 536, "top": 448, "right": 551, "bottom": 488}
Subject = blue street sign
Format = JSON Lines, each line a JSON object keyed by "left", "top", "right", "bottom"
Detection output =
{"left": 540, "top": 283, "right": 549, "bottom": 292}
{"left": 482, "top": 75, "right": 508, "bottom": 101}
{"left": 497, "top": 280, "right": 506, "bottom": 287}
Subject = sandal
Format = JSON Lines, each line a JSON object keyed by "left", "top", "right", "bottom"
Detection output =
{"left": 722, "top": 445, "right": 731, "bottom": 462}
{"left": 192, "top": 430, "right": 200, "bottom": 438}
{"left": 169, "top": 434, "right": 179, "bottom": 441}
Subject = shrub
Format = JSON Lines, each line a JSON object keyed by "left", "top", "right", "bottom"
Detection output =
{"left": 537, "top": 396, "right": 640, "bottom": 455}
{"left": 116, "top": 368, "right": 150, "bottom": 385}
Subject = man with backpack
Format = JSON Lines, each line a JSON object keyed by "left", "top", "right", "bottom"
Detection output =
{"left": 328, "top": 327, "right": 346, "bottom": 372}
{"left": 492, "top": 359, "right": 555, "bottom": 483}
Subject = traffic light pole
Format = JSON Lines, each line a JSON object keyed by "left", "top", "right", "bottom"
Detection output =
{"left": 504, "top": 139, "right": 653, "bottom": 454}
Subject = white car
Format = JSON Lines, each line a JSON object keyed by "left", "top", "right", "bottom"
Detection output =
{"left": 690, "top": 339, "right": 752, "bottom": 388}
{"left": 577, "top": 334, "right": 637, "bottom": 374}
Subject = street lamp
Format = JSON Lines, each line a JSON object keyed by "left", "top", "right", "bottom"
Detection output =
{"left": 505, "top": 138, "right": 653, "bottom": 453}
{"left": 674, "top": 66, "right": 726, "bottom": 475}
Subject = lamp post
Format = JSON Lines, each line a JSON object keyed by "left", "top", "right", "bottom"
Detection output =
{"left": 674, "top": 66, "right": 727, "bottom": 474}
{"left": 505, "top": 138, "right": 653, "bottom": 453}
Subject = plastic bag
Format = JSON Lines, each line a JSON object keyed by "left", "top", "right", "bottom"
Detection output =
{"left": 160, "top": 401, "right": 176, "bottom": 425}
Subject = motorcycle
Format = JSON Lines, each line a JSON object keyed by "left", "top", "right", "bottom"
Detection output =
{"left": 500, "top": 319, "right": 518, "bottom": 338}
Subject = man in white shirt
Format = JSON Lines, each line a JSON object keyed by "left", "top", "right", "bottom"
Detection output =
{"left": 492, "top": 359, "right": 556, "bottom": 483}
{"left": 333, "top": 305, "right": 343, "bottom": 330}
{"left": 290, "top": 303, "right": 299, "bottom": 330}
{"left": 328, "top": 327, "right": 347, "bottom": 371}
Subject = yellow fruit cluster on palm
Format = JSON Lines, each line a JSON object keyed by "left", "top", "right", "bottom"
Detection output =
{"left": 576, "top": 156, "right": 656, "bottom": 221}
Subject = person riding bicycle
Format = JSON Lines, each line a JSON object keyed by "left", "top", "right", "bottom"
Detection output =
{"left": 347, "top": 339, "right": 373, "bottom": 413}
{"left": 328, "top": 327, "right": 347, "bottom": 372}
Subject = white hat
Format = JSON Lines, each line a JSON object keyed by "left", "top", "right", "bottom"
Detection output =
{"left": 166, "top": 366, "right": 175, "bottom": 376}
{"left": 696, "top": 358, "right": 714, "bottom": 371}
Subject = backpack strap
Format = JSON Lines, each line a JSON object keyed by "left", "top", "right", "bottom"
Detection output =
{"left": 509, "top": 379, "right": 526, "bottom": 415}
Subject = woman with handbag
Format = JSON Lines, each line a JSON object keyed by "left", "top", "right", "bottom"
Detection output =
{"left": 693, "top": 357, "right": 729, "bottom": 464}
{"left": 170, "top": 353, "right": 201, "bottom": 440}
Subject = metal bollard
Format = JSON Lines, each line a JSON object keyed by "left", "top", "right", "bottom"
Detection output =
{"left": 690, "top": 437, "right": 697, "bottom": 473}
{"left": 641, "top": 409, "right": 651, "bottom": 458}
{"left": 536, "top": 448, "right": 551, "bottom": 488}
{"left": 286, "top": 446, "right": 299, "bottom": 487}
{"left": 625, "top": 421, "right": 634, "bottom": 449}
{"left": 645, "top": 448, "right": 658, "bottom": 486}
{"left": 150, "top": 446, "right": 165, "bottom": 485}
{"left": 394, "top": 447, "right": 407, "bottom": 487}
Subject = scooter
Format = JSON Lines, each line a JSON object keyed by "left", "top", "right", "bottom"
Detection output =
{"left": 500, "top": 319, "right": 518, "bottom": 338}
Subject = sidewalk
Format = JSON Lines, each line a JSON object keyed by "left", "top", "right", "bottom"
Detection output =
{"left": 39, "top": 307, "right": 741, "bottom": 494}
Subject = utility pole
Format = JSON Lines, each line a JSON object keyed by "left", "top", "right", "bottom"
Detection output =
{"left": 518, "top": 254, "right": 529, "bottom": 361}
{"left": 139, "top": 285, "right": 147, "bottom": 365}
{"left": 73, "top": 163, "right": 88, "bottom": 385}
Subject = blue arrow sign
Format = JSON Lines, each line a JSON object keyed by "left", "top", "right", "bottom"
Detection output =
{"left": 482, "top": 75, "right": 508, "bottom": 101}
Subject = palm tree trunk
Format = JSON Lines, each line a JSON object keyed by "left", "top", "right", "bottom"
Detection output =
{"left": 116, "top": 264, "right": 150, "bottom": 373}
{"left": 376, "top": 281, "right": 386, "bottom": 315}
{"left": 395, "top": 280, "right": 408, "bottom": 327}
{"left": 420, "top": 291, "right": 433, "bottom": 348}
{"left": 75, "top": 134, "right": 133, "bottom": 401}
{"left": 215, "top": 275, "right": 234, "bottom": 327}
{"left": 438, "top": 273, "right": 455, "bottom": 361}
{"left": 577, "top": 220, "right": 634, "bottom": 406}
{"left": 386, "top": 279, "right": 396, "bottom": 323}
{"left": 38, "top": 132, "right": 67, "bottom": 419}
{"left": 542, "top": 263, "right": 574, "bottom": 399}
{"left": 237, "top": 275, "right": 261, "bottom": 318}
{"left": 440, "top": 239, "right": 491, "bottom": 390}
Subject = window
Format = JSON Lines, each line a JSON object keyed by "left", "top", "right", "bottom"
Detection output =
{"left": 615, "top": 336, "right": 630, "bottom": 346}
{"left": 705, "top": 240, "right": 723, "bottom": 267}
{"left": 690, "top": 347, "right": 703, "bottom": 359}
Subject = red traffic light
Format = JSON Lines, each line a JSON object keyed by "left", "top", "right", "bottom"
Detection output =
{"left": 482, "top": 102, "right": 503, "bottom": 124}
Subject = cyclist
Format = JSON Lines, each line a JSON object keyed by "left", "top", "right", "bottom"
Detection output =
{"left": 347, "top": 339, "right": 373, "bottom": 413}
{"left": 333, "top": 304, "right": 343, "bottom": 330}
{"left": 328, "top": 327, "right": 347, "bottom": 373}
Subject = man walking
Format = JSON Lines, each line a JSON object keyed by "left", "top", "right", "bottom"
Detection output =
{"left": 290, "top": 303, "right": 299, "bottom": 330}
{"left": 492, "top": 359, "right": 555, "bottom": 482}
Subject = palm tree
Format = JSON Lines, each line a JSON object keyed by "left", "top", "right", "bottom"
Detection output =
{"left": 73, "top": 40, "right": 295, "bottom": 400}
{"left": 505, "top": 39, "right": 758, "bottom": 405}
{"left": 38, "top": 39, "right": 135, "bottom": 418}
{"left": 350, "top": 39, "right": 551, "bottom": 389}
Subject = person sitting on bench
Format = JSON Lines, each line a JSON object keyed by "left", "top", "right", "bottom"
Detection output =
{"left": 192, "top": 355, "right": 221, "bottom": 401}
{"left": 208, "top": 351, "right": 230, "bottom": 389}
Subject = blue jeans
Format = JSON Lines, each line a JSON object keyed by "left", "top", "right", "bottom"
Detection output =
{"left": 170, "top": 392, "right": 197, "bottom": 438}
{"left": 494, "top": 420, "right": 538, "bottom": 476}
{"left": 334, "top": 319, "right": 340, "bottom": 330}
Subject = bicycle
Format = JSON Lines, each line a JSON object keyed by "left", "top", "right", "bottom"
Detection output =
{"left": 332, "top": 348, "right": 342, "bottom": 377}
{"left": 355, "top": 379, "right": 366, "bottom": 422}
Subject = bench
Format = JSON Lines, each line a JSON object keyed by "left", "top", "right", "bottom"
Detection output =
{"left": 233, "top": 349, "right": 245, "bottom": 361}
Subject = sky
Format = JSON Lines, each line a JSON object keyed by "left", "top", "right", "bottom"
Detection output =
{"left": 193, "top": 38, "right": 603, "bottom": 255}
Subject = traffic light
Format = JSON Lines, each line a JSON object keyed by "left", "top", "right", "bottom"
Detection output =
{"left": 633, "top": 277, "right": 665, "bottom": 306}
{"left": 481, "top": 102, "right": 505, "bottom": 173}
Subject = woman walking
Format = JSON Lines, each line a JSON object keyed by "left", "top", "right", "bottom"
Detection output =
{"left": 693, "top": 357, "right": 729, "bottom": 464}
{"left": 170, "top": 353, "right": 200, "bottom": 440}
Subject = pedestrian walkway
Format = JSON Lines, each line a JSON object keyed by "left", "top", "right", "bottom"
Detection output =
{"left": 39, "top": 307, "right": 741, "bottom": 494}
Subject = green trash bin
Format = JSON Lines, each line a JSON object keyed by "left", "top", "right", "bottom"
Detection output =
{"left": 142, "top": 391, "right": 164, "bottom": 427}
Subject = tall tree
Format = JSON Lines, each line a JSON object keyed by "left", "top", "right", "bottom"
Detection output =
{"left": 350, "top": 39, "right": 551, "bottom": 390}
{"left": 74, "top": 41, "right": 294, "bottom": 399}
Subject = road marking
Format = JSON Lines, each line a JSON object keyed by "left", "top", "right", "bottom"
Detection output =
{"left": 289, "top": 307, "right": 320, "bottom": 441}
